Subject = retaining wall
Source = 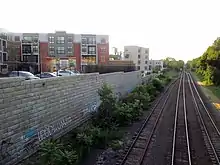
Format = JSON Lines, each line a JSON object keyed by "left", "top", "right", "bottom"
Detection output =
{"left": 0, "top": 71, "right": 151, "bottom": 165}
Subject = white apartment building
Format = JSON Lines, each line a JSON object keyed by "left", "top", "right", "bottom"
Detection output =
{"left": 149, "top": 60, "right": 164, "bottom": 72}
{"left": 124, "top": 46, "right": 149, "bottom": 73}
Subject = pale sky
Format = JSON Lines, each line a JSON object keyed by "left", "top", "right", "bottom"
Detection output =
{"left": 2, "top": 0, "right": 220, "bottom": 62}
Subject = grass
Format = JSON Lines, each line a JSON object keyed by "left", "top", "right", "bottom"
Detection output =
{"left": 191, "top": 72, "right": 220, "bottom": 110}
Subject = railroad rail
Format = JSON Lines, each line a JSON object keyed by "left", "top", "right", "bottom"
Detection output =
{"left": 187, "top": 72, "right": 220, "bottom": 164}
{"left": 171, "top": 72, "right": 192, "bottom": 165}
{"left": 117, "top": 75, "right": 181, "bottom": 165}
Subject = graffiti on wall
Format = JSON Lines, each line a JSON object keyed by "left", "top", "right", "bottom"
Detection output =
{"left": 83, "top": 100, "right": 100, "bottom": 115}
{"left": 0, "top": 138, "right": 13, "bottom": 160}
{"left": 38, "top": 116, "right": 72, "bottom": 142}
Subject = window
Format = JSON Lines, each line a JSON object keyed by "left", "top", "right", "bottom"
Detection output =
{"left": 60, "top": 60, "right": 69, "bottom": 68}
{"left": 57, "top": 47, "right": 65, "bottom": 54}
{"left": 101, "top": 56, "right": 105, "bottom": 62}
{"left": 68, "top": 47, "right": 72, "bottom": 54}
{"left": 100, "top": 47, "right": 106, "bottom": 53}
{"left": 100, "top": 38, "right": 105, "bottom": 44}
{"left": 125, "top": 54, "right": 129, "bottom": 58}
{"left": 68, "top": 36, "right": 72, "bottom": 43}
{"left": 32, "top": 46, "right": 38, "bottom": 53}
{"left": 33, "top": 36, "right": 38, "bottom": 42}
{"left": 145, "top": 66, "right": 148, "bottom": 70}
{"left": 15, "top": 36, "right": 20, "bottom": 41}
{"left": 149, "top": 65, "right": 152, "bottom": 70}
{"left": 145, "top": 49, "right": 148, "bottom": 54}
{"left": 49, "top": 47, "right": 55, "bottom": 55}
{"left": 56, "top": 36, "right": 65, "bottom": 44}
{"left": 138, "top": 54, "right": 141, "bottom": 59}
{"left": 145, "top": 61, "right": 148, "bottom": 64}
{"left": 138, "top": 48, "right": 141, "bottom": 53}
{"left": 49, "top": 36, "right": 55, "bottom": 43}
{"left": 82, "top": 38, "right": 87, "bottom": 44}
{"left": 145, "top": 55, "right": 148, "bottom": 59}
{"left": 82, "top": 47, "right": 87, "bottom": 53}
{"left": 88, "top": 46, "right": 96, "bottom": 54}
{"left": 88, "top": 38, "right": 93, "bottom": 44}
{"left": 137, "top": 66, "right": 140, "bottom": 70}
{"left": 138, "top": 60, "right": 141, "bottom": 64}
{"left": 0, "top": 52, "right": 2, "bottom": 63}
{"left": 23, "top": 36, "right": 32, "bottom": 41}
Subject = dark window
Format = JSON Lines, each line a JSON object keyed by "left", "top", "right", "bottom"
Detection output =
{"left": 88, "top": 46, "right": 96, "bottom": 54}
{"left": 15, "top": 36, "right": 20, "bottom": 41}
{"left": 22, "top": 45, "right": 32, "bottom": 54}
{"left": 82, "top": 47, "right": 87, "bottom": 53}
{"left": 138, "top": 54, "right": 140, "bottom": 59}
{"left": 137, "top": 66, "right": 140, "bottom": 70}
{"left": 138, "top": 60, "right": 141, "bottom": 64}
{"left": 145, "top": 49, "right": 148, "bottom": 54}
{"left": 68, "top": 47, "right": 72, "bottom": 54}
{"left": 145, "top": 66, "right": 148, "bottom": 70}
{"left": 125, "top": 54, "right": 129, "bottom": 58}
{"left": 68, "top": 37, "right": 72, "bottom": 43}
{"left": 149, "top": 65, "right": 152, "bottom": 70}
{"left": 23, "top": 55, "right": 38, "bottom": 63}
{"left": 145, "top": 61, "right": 148, "bottom": 64}
{"left": 138, "top": 48, "right": 141, "bottom": 53}
{"left": 145, "top": 55, "right": 148, "bottom": 59}
{"left": 3, "top": 53, "right": 8, "bottom": 61}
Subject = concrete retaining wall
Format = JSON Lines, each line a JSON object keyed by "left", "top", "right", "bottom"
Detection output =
{"left": 0, "top": 71, "right": 147, "bottom": 165}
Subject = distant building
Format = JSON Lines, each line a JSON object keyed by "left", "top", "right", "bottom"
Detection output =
{"left": 1, "top": 29, "right": 109, "bottom": 73}
{"left": 0, "top": 29, "right": 8, "bottom": 74}
{"left": 124, "top": 46, "right": 149, "bottom": 74}
{"left": 148, "top": 60, "right": 164, "bottom": 72}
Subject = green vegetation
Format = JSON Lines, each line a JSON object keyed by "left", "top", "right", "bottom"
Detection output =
{"left": 39, "top": 74, "right": 173, "bottom": 165}
{"left": 163, "top": 57, "right": 184, "bottom": 71}
{"left": 187, "top": 37, "right": 220, "bottom": 86}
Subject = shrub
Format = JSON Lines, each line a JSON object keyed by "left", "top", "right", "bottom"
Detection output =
{"left": 40, "top": 140, "right": 78, "bottom": 165}
{"left": 92, "top": 83, "right": 117, "bottom": 129}
{"left": 152, "top": 78, "right": 164, "bottom": 91}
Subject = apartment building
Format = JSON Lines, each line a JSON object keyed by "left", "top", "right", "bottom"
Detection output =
{"left": 3, "top": 30, "right": 109, "bottom": 73}
{"left": 148, "top": 60, "right": 164, "bottom": 72}
{"left": 0, "top": 29, "right": 8, "bottom": 74}
{"left": 124, "top": 46, "right": 149, "bottom": 73}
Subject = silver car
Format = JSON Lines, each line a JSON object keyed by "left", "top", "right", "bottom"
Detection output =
{"left": 9, "top": 71, "right": 40, "bottom": 80}
{"left": 53, "top": 70, "right": 78, "bottom": 77}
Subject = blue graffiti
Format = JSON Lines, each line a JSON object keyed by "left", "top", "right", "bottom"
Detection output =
{"left": 22, "top": 128, "right": 37, "bottom": 141}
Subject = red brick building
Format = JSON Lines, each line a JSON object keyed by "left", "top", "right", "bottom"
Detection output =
{"left": 5, "top": 31, "right": 109, "bottom": 73}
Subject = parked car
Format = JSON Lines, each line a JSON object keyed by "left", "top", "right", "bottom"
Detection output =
{"left": 36, "top": 72, "right": 58, "bottom": 79}
{"left": 53, "top": 70, "right": 78, "bottom": 77}
{"left": 9, "top": 71, "right": 40, "bottom": 80}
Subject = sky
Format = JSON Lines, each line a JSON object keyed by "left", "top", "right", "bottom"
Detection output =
{"left": 2, "top": 0, "right": 220, "bottom": 62}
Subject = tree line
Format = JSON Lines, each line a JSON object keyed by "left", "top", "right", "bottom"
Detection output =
{"left": 187, "top": 37, "right": 220, "bottom": 85}
{"left": 163, "top": 57, "right": 184, "bottom": 71}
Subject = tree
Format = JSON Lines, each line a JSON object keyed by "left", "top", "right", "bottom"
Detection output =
{"left": 190, "top": 37, "right": 220, "bottom": 85}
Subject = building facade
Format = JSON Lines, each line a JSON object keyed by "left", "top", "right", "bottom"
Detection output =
{"left": 148, "top": 60, "right": 164, "bottom": 72}
{"left": 0, "top": 29, "right": 8, "bottom": 74}
{"left": 2, "top": 30, "right": 109, "bottom": 73}
{"left": 124, "top": 46, "right": 149, "bottom": 73}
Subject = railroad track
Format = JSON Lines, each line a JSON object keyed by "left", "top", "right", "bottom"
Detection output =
{"left": 117, "top": 75, "right": 181, "bottom": 165}
{"left": 187, "top": 72, "right": 220, "bottom": 164}
{"left": 171, "top": 72, "right": 192, "bottom": 165}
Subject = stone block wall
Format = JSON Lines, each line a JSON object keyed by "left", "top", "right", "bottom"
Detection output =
{"left": 0, "top": 71, "right": 143, "bottom": 165}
